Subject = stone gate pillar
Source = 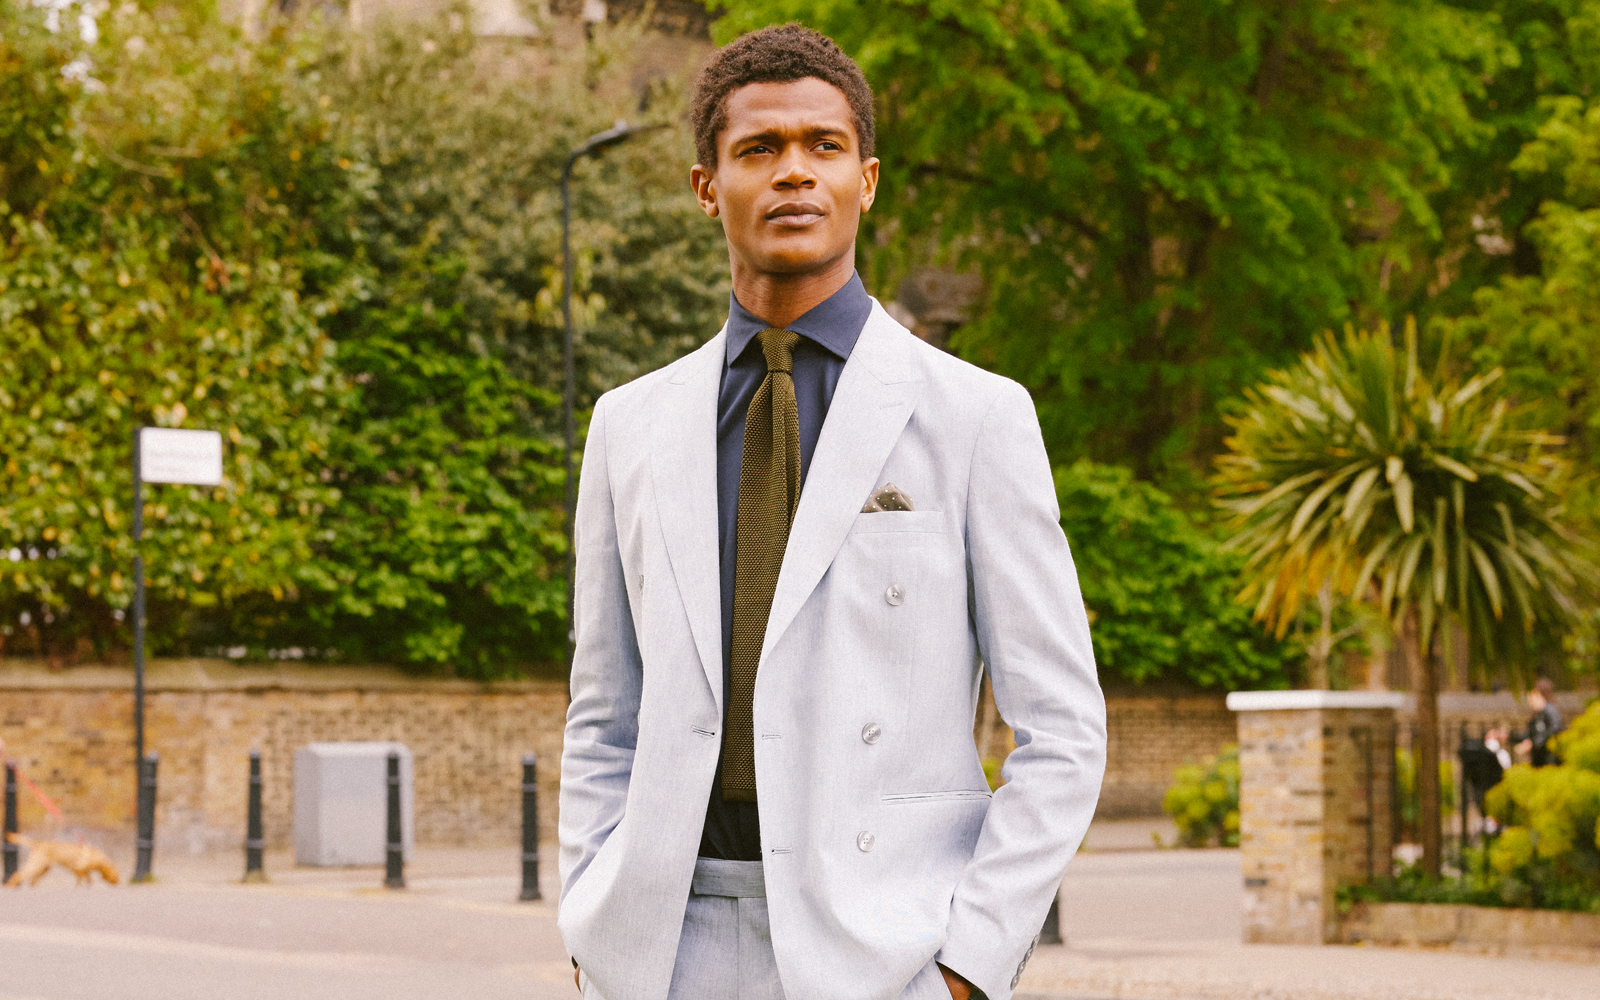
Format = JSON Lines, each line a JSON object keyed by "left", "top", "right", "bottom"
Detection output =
{"left": 1227, "top": 690, "right": 1404, "bottom": 944}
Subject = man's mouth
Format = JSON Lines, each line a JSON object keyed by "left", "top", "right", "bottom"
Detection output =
{"left": 766, "top": 202, "right": 826, "bottom": 228}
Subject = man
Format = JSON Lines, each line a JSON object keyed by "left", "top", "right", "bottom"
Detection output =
{"left": 558, "top": 24, "right": 1106, "bottom": 1000}
{"left": 1514, "top": 677, "right": 1565, "bottom": 767}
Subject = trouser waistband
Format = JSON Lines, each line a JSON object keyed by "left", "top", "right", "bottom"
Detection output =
{"left": 691, "top": 857, "right": 766, "bottom": 898}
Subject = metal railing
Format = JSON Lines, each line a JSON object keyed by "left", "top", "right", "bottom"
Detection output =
{"left": 1382, "top": 716, "right": 1523, "bottom": 872}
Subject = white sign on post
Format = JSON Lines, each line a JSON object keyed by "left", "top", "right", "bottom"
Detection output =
{"left": 139, "top": 428, "right": 224, "bottom": 486}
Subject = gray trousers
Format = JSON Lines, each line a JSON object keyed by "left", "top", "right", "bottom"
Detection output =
{"left": 579, "top": 858, "right": 782, "bottom": 1000}
{"left": 579, "top": 858, "right": 951, "bottom": 1000}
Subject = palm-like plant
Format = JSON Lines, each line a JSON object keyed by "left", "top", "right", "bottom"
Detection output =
{"left": 1215, "top": 319, "right": 1594, "bottom": 877}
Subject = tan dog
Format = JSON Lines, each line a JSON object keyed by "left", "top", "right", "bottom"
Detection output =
{"left": 4, "top": 833, "right": 121, "bottom": 887}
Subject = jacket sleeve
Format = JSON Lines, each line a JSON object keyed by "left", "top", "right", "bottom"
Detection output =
{"left": 935, "top": 380, "right": 1106, "bottom": 1000}
{"left": 558, "top": 393, "right": 645, "bottom": 903}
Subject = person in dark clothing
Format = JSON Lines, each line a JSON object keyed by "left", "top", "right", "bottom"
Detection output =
{"left": 1514, "top": 677, "right": 1565, "bottom": 767}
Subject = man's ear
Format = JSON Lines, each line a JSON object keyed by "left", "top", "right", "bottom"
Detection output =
{"left": 690, "top": 163, "right": 719, "bottom": 219}
{"left": 859, "top": 156, "right": 880, "bottom": 214}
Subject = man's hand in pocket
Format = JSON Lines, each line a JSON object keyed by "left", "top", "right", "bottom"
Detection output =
{"left": 938, "top": 963, "right": 974, "bottom": 1000}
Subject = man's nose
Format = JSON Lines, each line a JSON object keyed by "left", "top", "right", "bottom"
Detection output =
{"left": 772, "top": 146, "right": 816, "bottom": 188}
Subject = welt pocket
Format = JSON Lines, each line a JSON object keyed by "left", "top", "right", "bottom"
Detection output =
{"left": 881, "top": 789, "right": 992, "bottom": 804}
{"left": 850, "top": 510, "right": 947, "bottom": 534}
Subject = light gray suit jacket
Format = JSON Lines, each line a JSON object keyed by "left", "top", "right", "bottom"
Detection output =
{"left": 558, "top": 301, "right": 1106, "bottom": 1000}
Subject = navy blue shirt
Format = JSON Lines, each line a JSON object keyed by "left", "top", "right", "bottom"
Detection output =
{"left": 699, "top": 272, "right": 873, "bottom": 861}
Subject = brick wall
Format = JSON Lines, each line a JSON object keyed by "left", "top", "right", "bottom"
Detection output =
{"left": 1083, "top": 689, "right": 1593, "bottom": 821}
{"left": 8, "top": 662, "right": 1246, "bottom": 860}
{"left": 19, "top": 659, "right": 1560, "bottom": 857}
{"left": 973, "top": 684, "right": 1238, "bottom": 818}
{"left": 1099, "top": 693, "right": 1236, "bottom": 817}
{"left": 1235, "top": 702, "right": 1398, "bottom": 945}
{"left": 0, "top": 660, "right": 567, "bottom": 854}
{"left": 2, "top": 664, "right": 1250, "bottom": 859}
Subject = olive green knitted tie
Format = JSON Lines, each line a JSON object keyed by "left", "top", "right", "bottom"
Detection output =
{"left": 722, "top": 328, "right": 802, "bottom": 803}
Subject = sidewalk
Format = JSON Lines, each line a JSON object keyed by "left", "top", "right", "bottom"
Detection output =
{"left": 153, "top": 842, "right": 560, "bottom": 903}
{"left": 1023, "top": 849, "right": 1599, "bottom": 1000}
{"left": 1078, "top": 815, "right": 1181, "bottom": 852}
{"left": 2, "top": 832, "right": 1595, "bottom": 1000}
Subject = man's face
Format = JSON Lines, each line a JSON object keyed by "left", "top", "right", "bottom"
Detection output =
{"left": 691, "top": 77, "right": 879, "bottom": 278}
{"left": 1529, "top": 690, "right": 1547, "bottom": 711}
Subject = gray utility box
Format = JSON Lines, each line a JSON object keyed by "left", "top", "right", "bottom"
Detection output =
{"left": 293, "top": 742, "right": 414, "bottom": 866}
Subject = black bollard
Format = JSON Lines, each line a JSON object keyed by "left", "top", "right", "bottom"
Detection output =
{"left": 3, "top": 762, "right": 17, "bottom": 883}
{"left": 519, "top": 753, "right": 542, "bottom": 901}
{"left": 243, "top": 750, "right": 266, "bottom": 883}
{"left": 1037, "top": 889, "right": 1063, "bottom": 945}
{"left": 384, "top": 750, "right": 405, "bottom": 889}
{"left": 133, "top": 752, "right": 158, "bottom": 883}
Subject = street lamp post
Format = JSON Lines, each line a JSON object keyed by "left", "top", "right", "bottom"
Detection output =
{"left": 559, "top": 121, "right": 665, "bottom": 664}
{"left": 128, "top": 426, "right": 224, "bottom": 881}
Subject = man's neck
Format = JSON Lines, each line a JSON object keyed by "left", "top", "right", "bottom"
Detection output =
{"left": 729, "top": 253, "right": 856, "bottom": 329}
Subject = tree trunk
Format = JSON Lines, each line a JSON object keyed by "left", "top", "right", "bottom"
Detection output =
{"left": 1406, "top": 612, "right": 1444, "bottom": 878}
{"left": 1307, "top": 579, "right": 1334, "bottom": 689}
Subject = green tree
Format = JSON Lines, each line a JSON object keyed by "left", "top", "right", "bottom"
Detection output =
{"left": 309, "top": 15, "right": 728, "bottom": 421}
{"left": 0, "top": 0, "right": 347, "bottom": 661}
{"left": 715, "top": 0, "right": 1508, "bottom": 490}
{"left": 1450, "top": 94, "right": 1600, "bottom": 473}
{"left": 260, "top": 11, "right": 728, "bottom": 672}
{"left": 1056, "top": 461, "right": 1292, "bottom": 690}
{"left": 1434, "top": 90, "right": 1600, "bottom": 672}
{"left": 1390, "top": 0, "right": 1600, "bottom": 325}
{"left": 1215, "top": 320, "right": 1595, "bottom": 876}
{"left": 0, "top": 2, "right": 729, "bottom": 675}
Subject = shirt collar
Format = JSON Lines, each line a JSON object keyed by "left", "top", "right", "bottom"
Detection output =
{"left": 725, "top": 271, "right": 872, "bottom": 368}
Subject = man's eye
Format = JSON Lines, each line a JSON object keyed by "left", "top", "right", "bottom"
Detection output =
{"left": 742, "top": 145, "right": 772, "bottom": 156}
{"left": 816, "top": 141, "right": 841, "bottom": 152}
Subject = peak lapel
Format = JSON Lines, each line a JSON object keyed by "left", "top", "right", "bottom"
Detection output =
{"left": 650, "top": 332, "right": 727, "bottom": 713}
{"left": 761, "top": 303, "right": 921, "bottom": 662}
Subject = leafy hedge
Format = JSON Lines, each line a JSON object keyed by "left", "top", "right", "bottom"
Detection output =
{"left": 1484, "top": 701, "right": 1600, "bottom": 911}
{"left": 1346, "top": 701, "right": 1600, "bottom": 913}
{"left": 1057, "top": 461, "right": 1294, "bottom": 690}
{"left": 1395, "top": 747, "right": 1457, "bottom": 846}
{"left": 1, "top": 2, "right": 350, "bottom": 660}
{"left": 2, "top": 2, "right": 1297, "bottom": 687}
{"left": 0, "top": 1, "right": 726, "bottom": 676}
{"left": 1162, "top": 744, "right": 1241, "bottom": 847}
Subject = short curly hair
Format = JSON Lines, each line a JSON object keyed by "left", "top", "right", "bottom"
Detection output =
{"left": 691, "top": 23, "right": 875, "bottom": 168}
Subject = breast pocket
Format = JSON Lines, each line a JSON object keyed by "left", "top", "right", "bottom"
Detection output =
{"left": 841, "top": 510, "right": 959, "bottom": 614}
{"left": 849, "top": 510, "right": 947, "bottom": 535}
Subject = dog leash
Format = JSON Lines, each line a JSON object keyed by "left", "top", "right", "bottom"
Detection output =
{"left": 1, "top": 756, "right": 65, "bottom": 820}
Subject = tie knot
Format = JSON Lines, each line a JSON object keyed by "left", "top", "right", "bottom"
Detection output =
{"left": 756, "top": 328, "right": 800, "bottom": 375}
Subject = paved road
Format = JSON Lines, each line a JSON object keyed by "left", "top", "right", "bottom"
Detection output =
{"left": 0, "top": 848, "right": 575, "bottom": 1000}
{"left": 1, "top": 838, "right": 1595, "bottom": 1000}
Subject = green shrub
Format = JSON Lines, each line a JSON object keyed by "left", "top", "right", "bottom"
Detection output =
{"left": 1162, "top": 744, "right": 1240, "bottom": 847}
{"left": 1554, "top": 698, "right": 1600, "bottom": 773}
{"left": 1056, "top": 462, "right": 1295, "bottom": 690}
{"left": 0, "top": 2, "right": 725, "bottom": 675}
{"left": 1339, "top": 852, "right": 1505, "bottom": 911}
{"left": 0, "top": 1, "right": 351, "bottom": 660}
{"left": 1481, "top": 701, "right": 1600, "bottom": 911}
{"left": 1394, "top": 747, "right": 1456, "bottom": 844}
{"left": 1353, "top": 701, "right": 1600, "bottom": 913}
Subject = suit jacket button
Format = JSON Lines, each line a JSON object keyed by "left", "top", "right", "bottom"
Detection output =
{"left": 856, "top": 831, "right": 875, "bottom": 852}
{"left": 861, "top": 723, "right": 882, "bottom": 744}
{"left": 885, "top": 584, "right": 905, "bottom": 606}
